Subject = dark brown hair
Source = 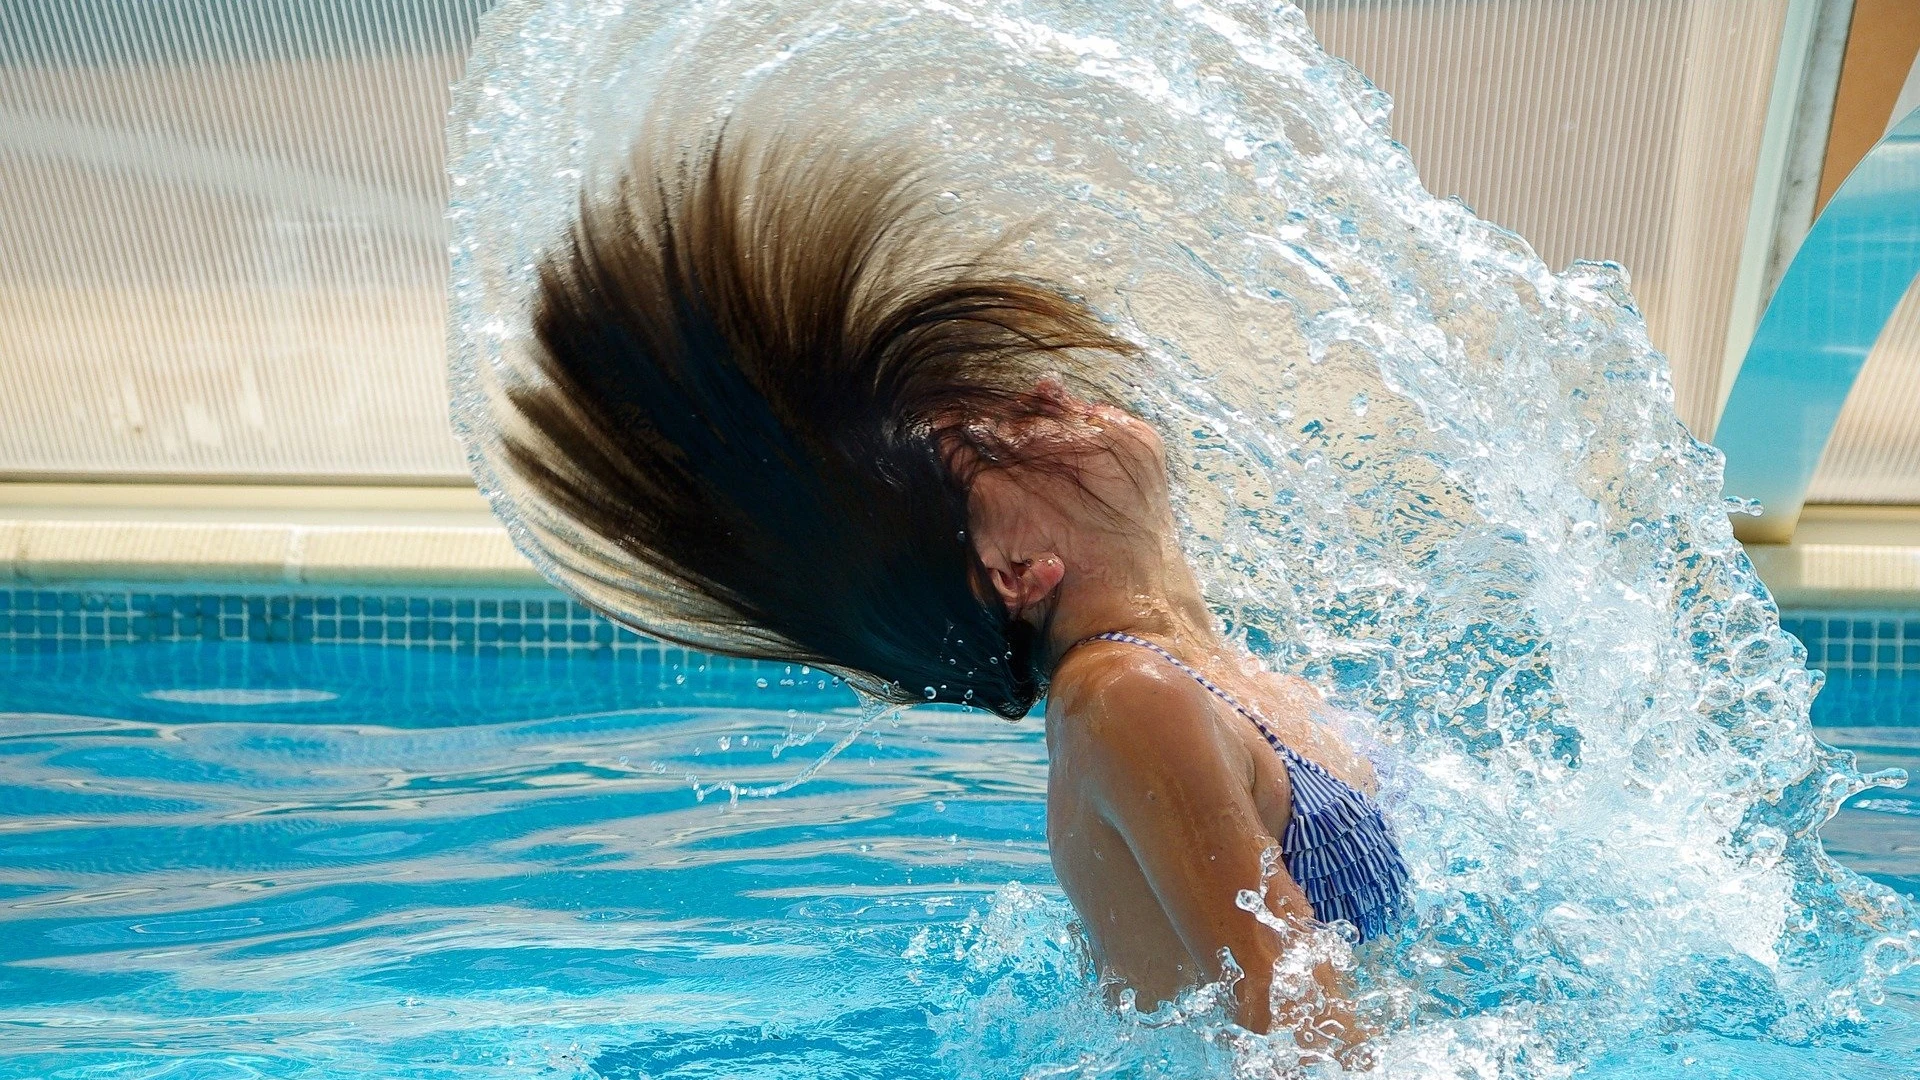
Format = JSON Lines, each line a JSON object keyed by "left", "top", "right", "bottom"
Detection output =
{"left": 495, "top": 117, "right": 1136, "bottom": 718}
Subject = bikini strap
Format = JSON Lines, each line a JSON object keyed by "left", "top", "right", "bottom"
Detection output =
{"left": 1077, "top": 633, "right": 1410, "bottom": 944}
{"left": 1075, "top": 631, "right": 1302, "bottom": 761}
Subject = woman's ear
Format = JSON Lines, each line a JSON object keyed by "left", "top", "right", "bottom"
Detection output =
{"left": 988, "top": 553, "right": 1065, "bottom": 615}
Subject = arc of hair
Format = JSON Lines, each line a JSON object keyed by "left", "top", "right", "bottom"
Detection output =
{"left": 492, "top": 103, "right": 1140, "bottom": 718}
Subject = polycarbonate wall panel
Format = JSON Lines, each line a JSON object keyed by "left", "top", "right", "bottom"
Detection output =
{"left": 2, "top": 0, "right": 1788, "bottom": 480}
{"left": 1810, "top": 277, "right": 1920, "bottom": 504}
{"left": 1301, "top": 0, "right": 1790, "bottom": 436}
{"left": 0, "top": 1, "right": 492, "bottom": 481}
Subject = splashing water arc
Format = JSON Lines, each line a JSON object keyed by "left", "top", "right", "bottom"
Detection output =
{"left": 447, "top": 0, "right": 1919, "bottom": 1071}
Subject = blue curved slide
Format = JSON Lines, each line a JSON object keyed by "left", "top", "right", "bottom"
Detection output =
{"left": 1717, "top": 105, "right": 1920, "bottom": 544}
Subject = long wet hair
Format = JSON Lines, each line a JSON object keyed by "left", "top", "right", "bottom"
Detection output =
{"left": 493, "top": 114, "right": 1137, "bottom": 718}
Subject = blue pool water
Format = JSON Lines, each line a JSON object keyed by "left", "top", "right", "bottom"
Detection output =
{"left": 1, "top": 615, "right": 1917, "bottom": 1079}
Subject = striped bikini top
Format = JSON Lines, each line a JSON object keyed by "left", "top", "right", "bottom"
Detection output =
{"left": 1078, "top": 631, "right": 1410, "bottom": 943}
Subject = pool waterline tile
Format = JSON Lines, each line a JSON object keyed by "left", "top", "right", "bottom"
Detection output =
{"left": 5, "top": 587, "right": 1915, "bottom": 713}
{"left": 0, "top": 587, "right": 839, "bottom": 697}
{"left": 1, "top": 583, "right": 662, "bottom": 659}
{"left": 1777, "top": 609, "right": 1920, "bottom": 678}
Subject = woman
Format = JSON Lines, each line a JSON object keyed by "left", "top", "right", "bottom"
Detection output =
{"left": 493, "top": 118, "right": 1408, "bottom": 1047}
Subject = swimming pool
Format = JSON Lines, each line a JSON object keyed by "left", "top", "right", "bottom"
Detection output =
{"left": 2, "top": 586, "right": 1916, "bottom": 1078}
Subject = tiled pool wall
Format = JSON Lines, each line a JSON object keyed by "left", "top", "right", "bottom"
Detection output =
{"left": 1775, "top": 612, "right": 1920, "bottom": 677}
{"left": 0, "top": 584, "right": 818, "bottom": 693}
{"left": 0, "top": 584, "right": 656, "bottom": 656}
{"left": 1776, "top": 610, "right": 1920, "bottom": 723}
{"left": 2, "top": 586, "right": 1914, "bottom": 711}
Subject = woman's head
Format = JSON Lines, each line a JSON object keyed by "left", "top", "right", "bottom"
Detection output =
{"left": 493, "top": 117, "right": 1144, "bottom": 718}
{"left": 947, "top": 378, "right": 1177, "bottom": 639}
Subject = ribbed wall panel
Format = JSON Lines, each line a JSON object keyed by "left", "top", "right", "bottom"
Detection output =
{"left": 1301, "top": 0, "right": 1790, "bottom": 435}
{"left": 1809, "top": 277, "right": 1920, "bottom": 504}
{"left": 1, "top": 0, "right": 1794, "bottom": 479}
{"left": 0, "top": 2, "right": 491, "bottom": 480}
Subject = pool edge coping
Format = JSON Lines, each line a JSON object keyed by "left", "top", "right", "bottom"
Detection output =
{"left": 6, "top": 521, "right": 1918, "bottom": 609}
{"left": 0, "top": 519, "right": 543, "bottom": 588}
{"left": 2, "top": 485, "right": 1918, "bottom": 604}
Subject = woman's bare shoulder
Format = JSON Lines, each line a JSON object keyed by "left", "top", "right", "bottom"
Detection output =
{"left": 1046, "top": 643, "right": 1237, "bottom": 758}
{"left": 1051, "top": 640, "right": 1191, "bottom": 715}
{"left": 1045, "top": 642, "right": 1266, "bottom": 825}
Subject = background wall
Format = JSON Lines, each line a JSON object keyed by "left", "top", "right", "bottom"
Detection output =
{"left": 0, "top": 0, "right": 486, "bottom": 482}
{"left": 1804, "top": 3, "right": 1920, "bottom": 505}
{"left": 0, "top": 0, "right": 1911, "bottom": 504}
{"left": 1305, "top": 0, "right": 1790, "bottom": 442}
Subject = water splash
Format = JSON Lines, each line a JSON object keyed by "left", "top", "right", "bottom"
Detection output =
{"left": 692, "top": 695, "right": 898, "bottom": 803}
{"left": 447, "top": 0, "right": 1919, "bottom": 1073}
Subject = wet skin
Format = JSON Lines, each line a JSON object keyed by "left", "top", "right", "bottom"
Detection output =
{"left": 1044, "top": 639, "right": 1376, "bottom": 1030}
{"left": 956, "top": 380, "right": 1375, "bottom": 1044}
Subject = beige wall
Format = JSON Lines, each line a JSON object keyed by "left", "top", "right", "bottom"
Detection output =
{"left": 8, "top": 0, "right": 1897, "bottom": 496}
{"left": 0, "top": 43, "right": 469, "bottom": 481}
{"left": 1801, "top": 0, "right": 1920, "bottom": 506}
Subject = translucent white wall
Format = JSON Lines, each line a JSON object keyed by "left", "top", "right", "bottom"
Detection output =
{"left": 0, "top": 1, "right": 489, "bottom": 482}
{"left": 2, "top": 0, "right": 1910, "bottom": 504}
{"left": 1812, "top": 276, "right": 1920, "bottom": 504}
{"left": 1808, "top": 54, "right": 1920, "bottom": 507}
{"left": 1305, "top": 0, "right": 1791, "bottom": 439}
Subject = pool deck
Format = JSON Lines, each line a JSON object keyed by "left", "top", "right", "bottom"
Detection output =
{"left": 0, "top": 484, "right": 537, "bottom": 588}
{"left": 1743, "top": 504, "right": 1920, "bottom": 607}
{"left": 2, "top": 483, "right": 1918, "bottom": 607}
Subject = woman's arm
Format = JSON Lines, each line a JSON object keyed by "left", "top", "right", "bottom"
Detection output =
{"left": 1062, "top": 661, "right": 1354, "bottom": 1043}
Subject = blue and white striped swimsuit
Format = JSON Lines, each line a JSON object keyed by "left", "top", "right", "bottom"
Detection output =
{"left": 1082, "top": 632, "right": 1411, "bottom": 943}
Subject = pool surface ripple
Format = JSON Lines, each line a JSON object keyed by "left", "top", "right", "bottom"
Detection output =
{"left": 0, "top": 643, "right": 1914, "bottom": 1079}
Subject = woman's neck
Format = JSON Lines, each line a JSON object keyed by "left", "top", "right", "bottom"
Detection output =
{"left": 1043, "top": 536, "right": 1221, "bottom": 660}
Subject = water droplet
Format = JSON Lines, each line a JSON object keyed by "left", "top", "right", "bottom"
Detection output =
{"left": 718, "top": 736, "right": 732, "bottom": 750}
{"left": 924, "top": 686, "right": 938, "bottom": 700}
{"left": 934, "top": 800, "right": 946, "bottom": 812}
{"left": 935, "top": 190, "right": 962, "bottom": 214}
{"left": 756, "top": 677, "right": 768, "bottom": 688}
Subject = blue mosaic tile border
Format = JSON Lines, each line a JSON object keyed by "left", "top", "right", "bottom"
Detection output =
{"left": 5, "top": 590, "right": 1914, "bottom": 691}
{"left": 0, "top": 585, "right": 655, "bottom": 656}
{"left": 1778, "top": 610, "right": 1920, "bottom": 677}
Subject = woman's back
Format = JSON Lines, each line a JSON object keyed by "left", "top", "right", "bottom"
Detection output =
{"left": 1043, "top": 635, "right": 1404, "bottom": 1036}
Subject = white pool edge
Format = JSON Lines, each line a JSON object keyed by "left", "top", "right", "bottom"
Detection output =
{"left": 2, "top": 484, "right": 1918, "bottom": 605}
{"left": 0, "top": 483, "right": 541, "bottom": 588}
